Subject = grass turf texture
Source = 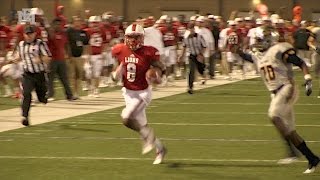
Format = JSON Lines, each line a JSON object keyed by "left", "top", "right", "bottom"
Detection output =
{"left": 0, "top": 73, "right": 320, "bottom": 179}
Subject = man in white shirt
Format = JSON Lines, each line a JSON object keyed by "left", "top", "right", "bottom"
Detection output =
{"left": 195, "top": 16, "right": 215, "bottom": 79}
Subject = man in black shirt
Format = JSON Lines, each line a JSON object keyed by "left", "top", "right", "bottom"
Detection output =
{"left": 292, "top": 21, "right": 314, "bottom": 67}
{"left": 66, "top": 16, "right": 89, "bottom": 98}
{"left": 12, "top": 25, "right": 51, "bottom": 126}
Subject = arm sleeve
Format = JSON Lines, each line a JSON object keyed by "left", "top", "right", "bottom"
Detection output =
{"left": 238, "top": 51, "right": 254, "bottom": 63}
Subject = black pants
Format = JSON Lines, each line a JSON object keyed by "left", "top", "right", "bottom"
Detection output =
{"left": 21, "top": 72, "right": 47, "bottom": 118}
{"left": 208, "top": 54, "right": 216, "bottom": 77}
{"left": 189, "top": 55, "right": 205, "bottom": 89}
{"left": 48, "top": 60, "right": 73, "bottom": 99}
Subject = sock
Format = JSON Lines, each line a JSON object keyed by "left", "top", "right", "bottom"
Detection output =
{"left": 296, "top": 141, "right": 318, "bottom": 163}
{"left": 154, "top": 138, "right": 164, "bottom": 153}
{"left": 284, "top": 137, "right": 299, "bottom": 157}
{"left": 139, "top": 126, "right": 151, "bottom": 140}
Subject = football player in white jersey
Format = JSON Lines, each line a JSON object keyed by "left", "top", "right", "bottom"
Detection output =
{"left": 238, "top": 33, "right": 320, "bottom": 174}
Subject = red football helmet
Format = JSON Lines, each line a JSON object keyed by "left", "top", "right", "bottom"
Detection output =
{"left": 125, "top": 24, "right": 144, "bottom": 51}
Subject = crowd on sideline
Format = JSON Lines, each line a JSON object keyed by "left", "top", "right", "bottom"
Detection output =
{"left": 1, "top": 4, "right": 320, "bottom": 100}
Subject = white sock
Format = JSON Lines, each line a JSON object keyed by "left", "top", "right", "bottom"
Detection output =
{"left": 154, "top": 138, "right": 164, "bottom": 153}
{"left": 139, "top": 126, "right": 150, "bottom": 140}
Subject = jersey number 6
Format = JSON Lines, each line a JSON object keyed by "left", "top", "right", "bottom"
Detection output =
{"left": 127, "top": 63, "right": 136, "bottom": 82}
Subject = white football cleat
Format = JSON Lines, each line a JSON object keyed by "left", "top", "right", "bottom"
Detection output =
{"left": 303, "top": 167, "right": 316, "bottom": 174}
{"left": 303, "top": 158, "right": 319, "bottom": 174}
{"left": 277, "top": 157, "right": 298, "bottom": 165}
{"left": 153, "top": 147, "right": 167, "bottom": 165}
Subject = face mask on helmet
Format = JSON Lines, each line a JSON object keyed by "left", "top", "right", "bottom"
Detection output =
{"left": 125, "top": 34, "right": 144, "bottom": 50}
{"left": 125, "top": 24, "right": 144, "bottom": 50}
{"left": 254, "top": 36, "right": 272, "bottom": 52}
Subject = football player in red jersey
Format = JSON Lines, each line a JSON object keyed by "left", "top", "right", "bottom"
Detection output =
{"left": 112, "top": 23, "right": 167, "bottom": 164}
{"left": 84, "top": 16, "right": 106, "bottom": 97}
{"left": 159, "top": 18, "right": 179, "bottom": 84}
{"left": 0, "top": 17, "right": 13, "bottom": 97}
{"left": 226, "top": 20, "right": 243, "bottom": 78}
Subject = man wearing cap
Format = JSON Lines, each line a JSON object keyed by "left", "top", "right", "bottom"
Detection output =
{"left": 12, "top": 25, "right": 51, "bottom": 126}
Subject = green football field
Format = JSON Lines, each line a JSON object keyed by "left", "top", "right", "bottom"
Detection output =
{"left": 0, "top": 75, "right": 320, "bottom": 180}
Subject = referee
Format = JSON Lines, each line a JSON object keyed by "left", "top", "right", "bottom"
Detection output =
{"left": 13, "top": 25, "right": 51, "bottom": 126}
{"left": 178, "top": 23, "right": 207, "bottom": 94}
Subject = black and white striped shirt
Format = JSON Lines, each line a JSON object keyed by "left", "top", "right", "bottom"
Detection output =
{"left": 183, "top": 33, "right": 207, "bottom": 56}
{"left": 16, "top": 39, "right": 51, "bottom": 73}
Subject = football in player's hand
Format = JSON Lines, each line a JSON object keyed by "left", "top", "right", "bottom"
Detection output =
{"left": 146, "top": 68, "right": 162, "bottom": 84}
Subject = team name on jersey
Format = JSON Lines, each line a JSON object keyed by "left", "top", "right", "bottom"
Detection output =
{"left": 125, "top": 56, "right": 139, "bottom": 63}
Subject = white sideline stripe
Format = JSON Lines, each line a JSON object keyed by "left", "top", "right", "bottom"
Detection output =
{"left": 55, "top": 122, "right": 320, "bottom": 127}
{"left": 2, "top": 136, "right": 320, "bottom": 143}
{"left": 103, "top": 112, "right": 320, "bottom": 115}
{"left": 0, "top": 139, "right": 13, "bottom": 141}
{"left": 179, "top": 102, "right": 320, "bottom": 106}
{"left": 0, "top": 155, "right": 308, "bottom": 163}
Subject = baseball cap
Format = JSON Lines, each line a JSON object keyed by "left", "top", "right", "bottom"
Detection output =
{"left": 24, "top": 25, "right": 36, "bottom": 34}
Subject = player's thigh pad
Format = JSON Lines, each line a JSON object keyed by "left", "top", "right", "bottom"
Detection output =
{"left": 226, "top": 52, "right": 235, "bottom": 63}
{"left": 268, "top": 84, "right": 295, "bottom": 120}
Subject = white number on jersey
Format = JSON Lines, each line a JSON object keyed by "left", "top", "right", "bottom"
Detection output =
{"left": 126, "top": 63, "right": 136, "bottom": 82}
{"left": 89, "top": 33, "right": 103, "bottom": 47}
{"left": 163, "top": 33, "right": 175, "bottom": 41}
{"left": 227, "top": 32, "right": 238, "bottom": 45}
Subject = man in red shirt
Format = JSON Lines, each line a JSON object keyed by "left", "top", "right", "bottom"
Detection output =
{"left": 47, "top": 18, "right": 75, "bottom": 101}
{"left": 112, "top": 23, "right": 167, "bottom": 164}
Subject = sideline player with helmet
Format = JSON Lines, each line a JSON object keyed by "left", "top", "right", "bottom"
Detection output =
{"left": 112, "top": 23, "right": 167, "bottom": 164}
{"left": 84, "top": 15, "right": 106, "bottom": 97}
{"left": 238, "top": 32, "right": 319, "bottom": 174}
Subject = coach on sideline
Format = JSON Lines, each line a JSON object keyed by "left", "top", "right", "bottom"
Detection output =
{"left": 11, "top": 25, "right": 51, "bottom": 126}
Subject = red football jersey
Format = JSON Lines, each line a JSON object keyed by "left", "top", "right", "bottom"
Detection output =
{"left": 85, "top": 28, "right": 106, "bottom": 55}
{"left": 112, "top": 43, "right": 160, "bottom": 90}
{"left": 48, "top": 31, "right": 68, "bottom": 60}
{"left": 226, "top": 29, "right": 241, "bottom": 52}
{"left": 159, "top": 26, "right": 178, "bottom": 47}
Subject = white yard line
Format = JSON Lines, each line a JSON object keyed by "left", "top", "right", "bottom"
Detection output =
{"left": 178, "top": 102, "right": 320, "bottom": 106}
{"left": 1, "top": 135, "right": 320, "bottom": 143}
{"left": 103, "top": 111, "right": 320, "bottom": 115}
{"left": 0, "top": 155, "right": 308, "bottom": 163}
{"left": 54, "top": 122, "right": 320, "bottom": 127}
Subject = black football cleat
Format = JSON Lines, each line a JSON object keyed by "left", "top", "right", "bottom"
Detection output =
{"left": 21, "top": 117, "right": 29, "bottom": 127}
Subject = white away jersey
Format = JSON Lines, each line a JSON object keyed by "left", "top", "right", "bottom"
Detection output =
{"left": 258, "top": 42, "right": 294, "bottom": 91}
